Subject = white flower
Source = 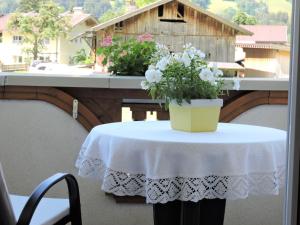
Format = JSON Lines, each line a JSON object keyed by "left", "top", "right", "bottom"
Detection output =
{"left": 183, "top": 43, "right": 192, "bottom": 49}
{"left": 141, "top": 81, "right": 149, "bottom": 90}
{"left": 155, "top": 43, "right": 170, "bottom": 57}
{"left": 233, "top": 78, "right": 240, "bottom": 90}
{"left": 199, "top": 68, "right": 214, "bottom": 82}
{"left": 183, "top": 44, "right": 195, "bottom": 58}
{"left": 209, "top": 62, "right": 223, "bottom": 78}
{"left": 196, "top": 64, "right": 206, "bottom": 71}
{"left": 184, "top": 49, "right": 195, "bottom": 59}
{"left": 183, "top": 43, "right": 205, "bottom": 60}
{"left": 173, "top": 53, "right": 182, "bottom": 62}
{"left": 181, "top": 52, "right": 191, "bottom": 67}
{"left": 196, "top": 50, "right": 205, "bottom": 59}
{"left": 213, "top": 69, "right": 223, "bottom": 77}
{"left": 187, "top": 51, "right": 195, "bottom": 59}
{"left": 156, "top": 56, "right": 169, "bottom": 71}
{"left": 148, "top": 64, "right": 156, "bottom": 70}
{"left": 145, "top": 69, "right": 162, "bottom": 83}
{"left": 173, "top": 52, "right": 191, "bottom": 67}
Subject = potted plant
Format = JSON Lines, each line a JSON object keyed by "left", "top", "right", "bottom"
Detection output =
{"left": 141, "top": 43, "right": 238, "bottom": 132}
{"left": 97, "top": 34, "right": 157, "bottom": 76}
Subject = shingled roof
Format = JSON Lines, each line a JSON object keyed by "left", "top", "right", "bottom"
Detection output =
{"left": 61, "top": 8, "right": 98, "bottom": 27}
{"left": 236, "top": 25, "right": 288, "bottom": 44}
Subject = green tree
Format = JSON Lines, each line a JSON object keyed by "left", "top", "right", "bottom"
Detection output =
{"left": 253, "top": 1, "right": 269, "bottom": 20}
{"left": 0, "top": 0, "right": 18, "bottom": 14}
{"left": 220, "top": 7, "right": 237, "bottom": 21}
{"left": 233, "top": 11, "right": 257, "bottom": 25}
{"left": 84, "top": 0, "right": 111, "bottom": 17}
{"left": 18, "top": 0, "right": 49, "bottom": 12}
{"left": 99, "top": 6, "right": 126, "bottom": 22}
{"left": 71, "top": 48, "right": 93, "bottom": 64}
{"left": 55, "top": 0, "right": 76, "bottom": 10}
{"left": 135, "top": 0, "right": 155, "bottom": 8}
{"left": 236, "top": 0, "right": 268, "bottom": 16}
{"left": 77, "top": 0, "right": 85, "bottom": 6}
{"left": 114, "top": 0, "right": 125, "bottom": 8}
{"left": 261, "top": 11, "right": 289, "bottom": 24}
{"left": 191, "top": 0, "right": 211, "bottom": 9}
{"left": 8, "top": 1, "right": 70, "bottom": 60}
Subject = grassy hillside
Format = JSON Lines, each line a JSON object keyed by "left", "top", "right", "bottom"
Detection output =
{"left": 209, "top": 0, "right": 237, "bottom": 13}
{"left": 209, "top": 0, "right": 292, "bottom": 17}
{"left": 266, "top": 0, "right": 292, "bottom": 15}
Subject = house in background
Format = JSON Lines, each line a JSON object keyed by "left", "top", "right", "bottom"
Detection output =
{"left": 236, "top": 25, "right": 290, "bottom": 78}
{"left": 88, "top": 0, "right": 251, "bottom": 74}
{"left": 0, "top": 7, "right": 98, "bottom": 66}
{"left": 59, "top": 7, "right": 98, "bottom": 64}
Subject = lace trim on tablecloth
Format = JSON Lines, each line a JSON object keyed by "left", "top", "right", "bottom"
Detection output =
{"left": 76, "top": 151, "right": 285, "bottom": 204}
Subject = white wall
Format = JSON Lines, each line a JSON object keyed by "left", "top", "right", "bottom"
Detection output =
{"left": 0, "top": 100, "right": 287, "bottom": 225}
{"left": 0, "top": 100, "right": 152, "bottom": 225}
{"left": 225, "top": 105, "right": 287, "bottom": 225}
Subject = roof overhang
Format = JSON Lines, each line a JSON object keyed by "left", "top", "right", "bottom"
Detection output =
{"left": 236, "top": 43, "right": 290, "bottom": 51}
{"left": 91, "top": 0, "right": 252, "bottom": 35}
{"left": 208, "top": 62, "right": 245, "bottom": 71}
{"left": 71, "top": 15, "right": 98, "bottom": 28}
{"left": 70, "top": 30, "right": 96, "bottom": 41}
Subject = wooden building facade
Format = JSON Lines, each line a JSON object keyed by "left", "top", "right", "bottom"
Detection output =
{"left": 236, "top": 25, "right": 290, "bottom": 77}
{"left": 91, "top": 0, "right": 251, "bottom": 63}
{"left": 236, "top": 44, "right": 290, "bottom": 77}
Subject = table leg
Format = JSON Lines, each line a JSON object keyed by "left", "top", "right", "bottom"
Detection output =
{"left": 181, "top": 199, "right": 226, "bottom": 225}
{"left": 180, "top": 201, "right": 201, "bottom": 225}
{"left": 153, "top": 199, "right": 226, "bottom": 225}
{"left": 199, "top": 199, "right": 226, "bottom": 225}
{"left": 153, "top": 200, "right": 181, "bottom": 225}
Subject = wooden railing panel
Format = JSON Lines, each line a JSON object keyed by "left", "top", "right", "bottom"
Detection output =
{"left": 0, "top": 86, "right": 288, "bottom": 204}
{"left": 0, "top": 86, "right": 100, "bottom": 131}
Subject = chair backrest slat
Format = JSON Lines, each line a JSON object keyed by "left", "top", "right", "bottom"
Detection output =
{"left": 0, "top": 163, "right": 16, "bottom": 225}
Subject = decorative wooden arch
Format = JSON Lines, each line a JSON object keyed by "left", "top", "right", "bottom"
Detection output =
{"left": 0, "top": 87, "right": 288, "bottom": 134}
{"left": 0, "top": 87, "right": 289, "bottom": 204}
{"left": 220, "top": 91, "right": 288, "bottom": 122}
{"left": 0, "top": 86, "right": 100, "bottom": 131}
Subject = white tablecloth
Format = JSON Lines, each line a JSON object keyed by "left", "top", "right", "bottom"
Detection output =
{"left": 76, "top": 121, "right": 286, "bottom": 203}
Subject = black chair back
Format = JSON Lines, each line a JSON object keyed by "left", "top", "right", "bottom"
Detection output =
{"left": 0, "top": 163, "right": 16, "bottom": 225}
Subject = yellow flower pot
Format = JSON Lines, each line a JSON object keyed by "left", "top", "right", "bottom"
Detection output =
{"left": 169, "top": 99, "right": 223, "bottom": 132}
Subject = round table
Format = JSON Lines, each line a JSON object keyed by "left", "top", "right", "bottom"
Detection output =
{"left": 76, "top": 121, "right": 286, "bottom": 225}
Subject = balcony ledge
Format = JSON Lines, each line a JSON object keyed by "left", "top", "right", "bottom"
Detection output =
{"left": 0, "top": 72, "right": 289, "bottom": 91}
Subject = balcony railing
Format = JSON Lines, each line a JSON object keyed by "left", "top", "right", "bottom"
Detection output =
{"left": 0, "top": 72, "right": 289, "bottom": 225}
{"left": 0, "top": 73, "right": 289, "bottom": 129}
